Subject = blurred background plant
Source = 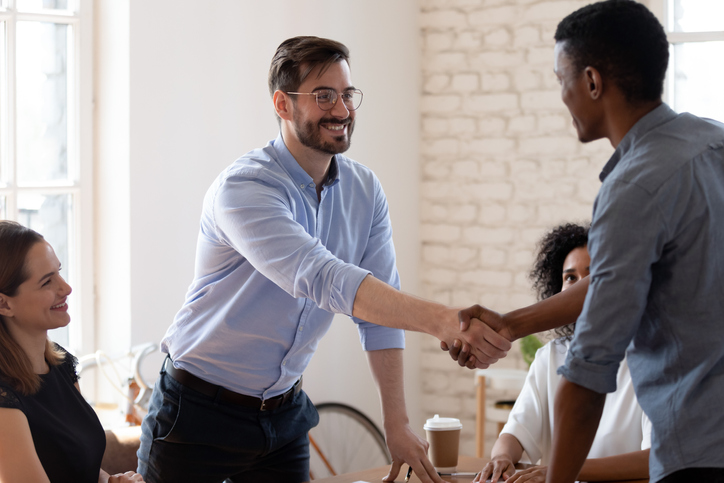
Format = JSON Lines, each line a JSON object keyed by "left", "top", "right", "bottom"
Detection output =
{"left": 520, "top": 334, "right": 543, "bottom": 368}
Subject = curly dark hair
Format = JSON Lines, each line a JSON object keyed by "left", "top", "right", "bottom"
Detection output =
{"left": 554, "top": 0, "right": 669, "bottom": 105}
{"left": 529, "top": 222, "right": 589, "bottom": 340}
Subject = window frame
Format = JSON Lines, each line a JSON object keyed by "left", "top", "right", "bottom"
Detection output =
{"left": 0, "top": 0, "right": 94, "bottom": 355}
{"left": 649, "top": 0, "right": 724, "bottom": 112}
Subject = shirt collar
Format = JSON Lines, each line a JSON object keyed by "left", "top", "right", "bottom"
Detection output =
{"left": 272, "top": 133, "right": 341, "bottom": 188}
{"left": 599, "top": 103, "right": 678, "bottom": 182}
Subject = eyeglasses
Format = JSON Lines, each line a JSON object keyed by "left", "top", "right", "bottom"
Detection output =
{"left": 286, "top": 88, "right": 364, "bottom": 111}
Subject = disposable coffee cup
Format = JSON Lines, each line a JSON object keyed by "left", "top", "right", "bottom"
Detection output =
{"left": 424, "top": 414, "right": 462, "bottom": 470}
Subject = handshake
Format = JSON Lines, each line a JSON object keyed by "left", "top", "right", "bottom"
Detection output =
{"left": 439, "top": 305, "right": 516, "bottom": 370}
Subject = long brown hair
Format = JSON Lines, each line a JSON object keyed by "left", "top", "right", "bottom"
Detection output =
{"left": 0, "top": 221, "right": 64, "bottom": 395}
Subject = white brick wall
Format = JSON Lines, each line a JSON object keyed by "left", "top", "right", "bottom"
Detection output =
{"left": 418, "top": 0, "right": 614, "bottom": 457}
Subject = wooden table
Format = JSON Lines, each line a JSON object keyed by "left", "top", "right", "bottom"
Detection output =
{"left": 308, "top": 455, "right": 483, "bottom": 482}
{"left": 308, "top": 455, "right": 648, "bottom": 483}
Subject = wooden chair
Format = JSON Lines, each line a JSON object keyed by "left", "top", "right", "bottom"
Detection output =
{"left": 475, "top": 368, "right": 527, "bottom": 457}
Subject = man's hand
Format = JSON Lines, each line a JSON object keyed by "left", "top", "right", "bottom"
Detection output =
{"left": 382, "top": 424, "right": 443, "bottom": 483}
{"left": 366, "top": 349, "right": 443, "bottom": 483}
{"left": 441, "top": 305, "right": 513, "bottom": 369}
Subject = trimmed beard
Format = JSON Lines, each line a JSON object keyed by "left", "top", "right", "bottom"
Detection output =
{"left": 293, "top": 111, "right": 354, "bottom": 155}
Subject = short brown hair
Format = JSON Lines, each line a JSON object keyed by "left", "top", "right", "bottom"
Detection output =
{"left": 268, "top": 36, "right": 350, "bottom": 96}
{"left": 0, "top": 221, "right": 64, "bottom": 395}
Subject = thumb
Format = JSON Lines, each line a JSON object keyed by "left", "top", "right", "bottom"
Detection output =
{"left": 458, "top": 305, "right": 483, "bottom": 332}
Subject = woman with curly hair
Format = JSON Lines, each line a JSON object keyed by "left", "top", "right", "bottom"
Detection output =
{"left": 0, "top": 221, "right": 144, "bottom": 483}
{"left": 476, "top": 223, "right": 650, "bottom": 483}
{"left": 529, "top": 222, "right": 590, "bottom": 341}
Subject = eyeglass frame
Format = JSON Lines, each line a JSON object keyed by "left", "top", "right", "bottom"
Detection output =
{"left": 285, "top": 88, "right": 364, "bottom": 111}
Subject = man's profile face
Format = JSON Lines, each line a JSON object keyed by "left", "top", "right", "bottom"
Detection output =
{"left": 290, "top": 60, "right": 356, "bottom": 155}
{"left": 554, "top": 42, "right": 603, "bottom": 143}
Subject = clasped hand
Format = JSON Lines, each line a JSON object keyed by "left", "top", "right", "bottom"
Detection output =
{"left": 442, "top": 305, "right": 513, "bottom": 369}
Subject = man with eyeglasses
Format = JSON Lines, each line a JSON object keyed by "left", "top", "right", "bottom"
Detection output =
{"left": 137, "top": 36, "right": 510, "bottom": 483}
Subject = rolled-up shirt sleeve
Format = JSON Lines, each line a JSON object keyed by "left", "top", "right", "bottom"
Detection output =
{"left": 559, "top": 177, "right": 668, "bottom": 393}
{"left": 351, "top": 178, "right": 405, "bottom": 351}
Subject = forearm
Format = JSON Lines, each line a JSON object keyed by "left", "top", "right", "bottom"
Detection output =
{"left": 367, "top": 349, "right": 446, "bottom": 483}
{"left": 504, "top": 276, "right": 589, "bottom": 340}
{"left": 353, "top": 275, "right": 451, "bottom": 338}
{"left": 578, "top": 449, "right": 650, "bottom": 481}
{"left": 355, "top": 276, "right": 511, "bottom": 365}
{"left": 490, "top": 433, "right": 524, "bottom": 464}
{"left": 366, "top": 348, "right": 409, "bottom": 431}
{"left": 546, "top": 377, "right": 605, "bottom": 483}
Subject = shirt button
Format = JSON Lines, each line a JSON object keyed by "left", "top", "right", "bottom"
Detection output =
{"left": 309, "top": 183, "right": 314, "bottom": 188}
{"left": 299, "top": 326, "right": 303, "bottom": 332}
{"left": 282, "top": 360, "right": 287, "bottom": 366}
{"left": 299, "top": 183, "right": 305, "bottom": 189}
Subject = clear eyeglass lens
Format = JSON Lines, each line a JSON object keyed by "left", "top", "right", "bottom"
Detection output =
{"left": 315, "top": 89, "right": 362, "bottom": 110}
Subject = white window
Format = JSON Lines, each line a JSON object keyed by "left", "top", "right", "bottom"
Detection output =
{"left": 0, "top": 0, "right": 92, "bottom": 354}
{"left": 652, "top": 0, "right": 724, "bottom": 122}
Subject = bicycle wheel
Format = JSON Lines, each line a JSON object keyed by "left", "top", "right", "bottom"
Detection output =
{"left": 309, "top": 402, "right": 391, "bottom": 479}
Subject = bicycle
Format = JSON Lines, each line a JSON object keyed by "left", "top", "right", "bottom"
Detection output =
{"left": 77, "top": 342, "right": 157, "bottom": 426}
{"left": 309, "top": 402, "right": 391, "bottom": 479}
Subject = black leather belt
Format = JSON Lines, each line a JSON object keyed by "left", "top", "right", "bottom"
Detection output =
{"left": 163, "top": 357, "right": 302, "bottom": 411}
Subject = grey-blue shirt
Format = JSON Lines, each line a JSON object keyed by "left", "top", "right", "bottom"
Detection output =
{"left": 559, "top": 104, "right": 724, "bottom": 481}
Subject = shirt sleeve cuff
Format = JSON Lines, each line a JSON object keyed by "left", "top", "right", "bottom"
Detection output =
{"left": 557, "top": 351, "right": 619, "bottom": 394}
{"left": 354, "top": 321, "right": 406, "bottom": 351}
{"left": 328, "top": 265, "right": 371, "bottom": 316}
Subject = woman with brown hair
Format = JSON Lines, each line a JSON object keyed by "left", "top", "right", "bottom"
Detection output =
{"left": 0, "top": 221, "right": 143, "bottom": 483}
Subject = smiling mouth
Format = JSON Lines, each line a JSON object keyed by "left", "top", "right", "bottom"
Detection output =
{"left": 321, "top": 123, "right": 346, "bottom": 132}
{"left": 51, "top": 302, "right": 67, "bottom": 310}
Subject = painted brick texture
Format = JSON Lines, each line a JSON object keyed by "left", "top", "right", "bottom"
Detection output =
{"left": 419, "top": 0, "right": 615, "bottom": 457}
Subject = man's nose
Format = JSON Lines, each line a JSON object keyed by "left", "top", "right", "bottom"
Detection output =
{"left": 329, "top": 95, "right": 350, "bottom": 119}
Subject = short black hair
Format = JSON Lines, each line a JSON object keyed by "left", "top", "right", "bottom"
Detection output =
{"left": 529, "top": 222, "right": 589, "bottom": 340}
{"left": 555, "top": 0, "right": 669, "bottom": 104}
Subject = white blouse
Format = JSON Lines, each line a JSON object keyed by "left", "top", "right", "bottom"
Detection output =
{"left": 501, "top": 338, "right": 651, "bottom": 465}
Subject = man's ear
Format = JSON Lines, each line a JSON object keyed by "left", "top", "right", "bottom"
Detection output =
{"left": 0, "top": 294, "right": 14, "bottom": 318}
{"left": 273, "top": 90, "right": 293, "bottom": 121}
{"left": 584, "top": 66, "right": 603, "bottom": 100}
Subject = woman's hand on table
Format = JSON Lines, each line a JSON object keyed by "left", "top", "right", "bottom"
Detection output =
{"left": 478, "top": 464, "right": 548, "bottom": 483}
{"left": 475, "top": 455, "right": 516, "bottom": 482}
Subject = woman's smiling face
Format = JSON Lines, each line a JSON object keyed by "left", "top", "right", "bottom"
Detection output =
{"left": 0, "top": 241, "right": 72, "bottom": 334}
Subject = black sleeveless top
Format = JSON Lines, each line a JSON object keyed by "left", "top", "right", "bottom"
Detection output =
{"left": 0, "top": 347, "right": 105, "bottom": 483}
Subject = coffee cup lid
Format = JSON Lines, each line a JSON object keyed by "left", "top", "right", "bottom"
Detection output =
{"left": 423, "top": 414, "right": 462, "bottom": 430}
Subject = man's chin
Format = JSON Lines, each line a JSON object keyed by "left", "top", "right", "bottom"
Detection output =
{"left": 320, "top": 137, "right": 351, "bottom": 155}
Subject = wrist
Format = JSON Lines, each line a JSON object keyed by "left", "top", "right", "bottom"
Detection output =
{"left": 432, "top": 306, "right": 461, "bottom": 341}
{"left": 491, "top": 453, "right": 514, "bottom": 463}
{"left": 383, "top": 416, "right": 410, "bottom": 433}
{"left": 501, "top": 310, "right": 519, "bottom": 341}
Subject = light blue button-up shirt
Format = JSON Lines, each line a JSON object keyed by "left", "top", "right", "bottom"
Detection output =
{"left": 559, "top": 104, "right": 724, "bottom": 481}
{"left": 162, "top": 134, "right": 404, "bottom": 399}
